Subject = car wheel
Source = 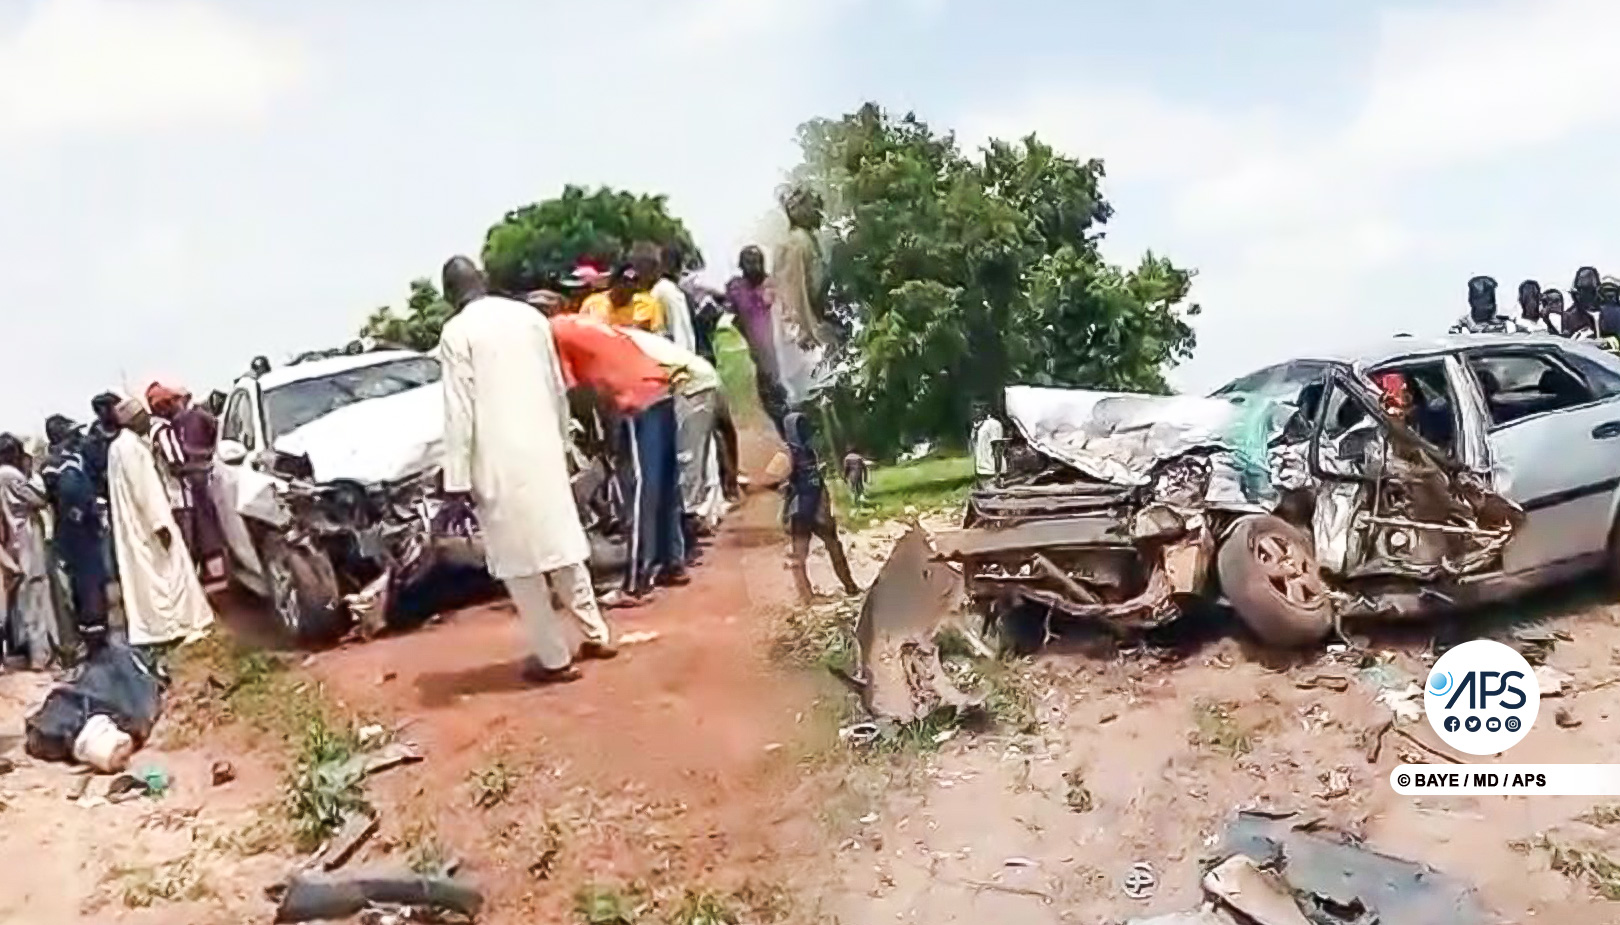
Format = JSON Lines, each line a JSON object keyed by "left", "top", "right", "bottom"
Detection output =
{"left": 260, "top": 536, "right": 346, "bottom": 645}
{"left": 1217, "top": 515, "right": 1333, "bottom": 648}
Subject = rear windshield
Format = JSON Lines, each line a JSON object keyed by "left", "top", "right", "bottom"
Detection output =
{"left": 263, "top": 356, "right": 441, "bottom": 440}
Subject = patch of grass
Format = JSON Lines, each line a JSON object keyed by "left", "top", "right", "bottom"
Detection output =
{"left": 667, "top": 888, "right": 742, "bottom": 925}
{"left": 1540, "top": 836, "right": 1620, "bottom": 900}
{"left": 404, "top": 820, "right": 454, "bottom": 875}
{"left": 575, "top": 882, "right": 646, "bottom": 924}
{"left": 769, "top": 600, "right": 858, "bottom": 675}
{"left": 469, "top": 756, "right": 518, "bottom": 809}
{"left": 283, "top": 712, "right": 367, "bottom": 850}
{"left": 974, "top": 658, "right": 1039, "bottom": 735}
{"left": 832, "top": 454, "right": 974, "bottom": 530}
{"left": 207, "top": 812, "right": 289, "bottom": 857}
{"left": 1579, "top": 804, "right": 1620, "bottom": 827}
{"left": 1191, "top": 700, "right": 1253, "bottom": 757}
{"left": 159, "top": 633, "right": 337, "bottom": 747}
{"left": 102, "top": 853, "right": 215, "bottom": 908}
{"left": 713, "top": 326, "right": 762, "bottom": 422}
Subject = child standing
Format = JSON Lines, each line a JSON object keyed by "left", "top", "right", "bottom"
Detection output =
{"left": 841, "top": 450, "right": 869, "bottom": 505}
{"left": 782, "top": 412, "right": 860, "bottom": 603}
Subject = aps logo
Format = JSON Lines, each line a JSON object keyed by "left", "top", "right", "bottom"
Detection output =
{"left": 1424, "top": 639, "right": 1539, "bottom": 755}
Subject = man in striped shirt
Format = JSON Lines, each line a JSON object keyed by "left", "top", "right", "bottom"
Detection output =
{"left": 144, "top": 384, "right": 201, "bottom": 566}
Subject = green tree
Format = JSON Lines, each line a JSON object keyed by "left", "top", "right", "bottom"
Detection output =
{"left": 789, "top": 103, "right": 1200, "bottom": 457}
{"left": 481, "top": 185, "right": 700, "bottom": 294}
{"left": 359, "top": 278, "right": 453, "bottom": 352}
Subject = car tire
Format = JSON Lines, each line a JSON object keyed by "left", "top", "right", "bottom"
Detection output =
{"left": 260, "top": 535, "right": 346, "bottom": 646}
{"left": 1217, "top": 515, "right": 1333, "bottom": 648}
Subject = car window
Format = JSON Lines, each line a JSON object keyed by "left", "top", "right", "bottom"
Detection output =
{"left": 1467, "top": 351, "right": 1597, "bottom": 427}
{"left": 262, "top": 356, "right": 442, "bottom": 440}
{"left": 221, "top": 390, "right": 255, "bottom": 451}
{"left": 1210, "top": 361, "right": 1327, "bottom": 404}
{"left": 1564, "top": 350, "right": 1620, "bottom": 398}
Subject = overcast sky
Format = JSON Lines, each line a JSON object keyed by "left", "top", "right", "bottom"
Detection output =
{"left": 3, "top": 0, "right": 1617, "bottom": 427}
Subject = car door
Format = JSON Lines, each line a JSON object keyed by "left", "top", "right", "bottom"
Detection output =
{"left": 212, "top": 387, "right": 266, "bottom": 577}
{"left": 1467, "top": 344, "right": 1620, "bottom": 572}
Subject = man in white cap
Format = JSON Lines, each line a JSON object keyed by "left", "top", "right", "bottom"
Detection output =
{"left": 106, "top": 397, "right": 214, "bottom": 647}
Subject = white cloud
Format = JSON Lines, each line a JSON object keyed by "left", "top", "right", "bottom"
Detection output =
{"left": 0, "top": 0, "right": 307, "bottom": 140}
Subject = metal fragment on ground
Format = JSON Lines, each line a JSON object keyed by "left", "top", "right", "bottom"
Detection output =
{"left": 850, "top": 525, "right": 977, "bottom": 724}
{"left": 1202, "top": 855, "right": 1311, "bottom": 925}
{"left": 272, "top": 870, "right": 483, "bottom": 923}
{"left": 1218, "top": 811, "right": 1490, "bottom": 925}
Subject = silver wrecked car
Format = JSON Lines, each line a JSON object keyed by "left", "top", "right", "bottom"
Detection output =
{"left": 938, "top": 333, "right": 1620, "bottom": 648}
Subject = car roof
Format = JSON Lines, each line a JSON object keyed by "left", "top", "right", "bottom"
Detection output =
{"left": 1286, "top": 332, "right": 1573, "bottom": 369}
{"left": 246, "top": 350, "right": 430, "bottom": 391}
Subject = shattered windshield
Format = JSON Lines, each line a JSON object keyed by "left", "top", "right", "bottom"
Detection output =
{"left": 263, "top": 356, "right": 441, "bottom": 440}
{"left": 1210, "top": 360, "right": 1330, "bottom": 405}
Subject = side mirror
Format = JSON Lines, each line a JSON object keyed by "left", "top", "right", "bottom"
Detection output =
{"left": 217, "top": 440, "right": 249, "bottom": 466}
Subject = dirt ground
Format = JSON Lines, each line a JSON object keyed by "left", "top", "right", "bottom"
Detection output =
{"left": 815, "top": 581, "right": 1620, "bottom": 925}
{"left": 7, "top": 474, "right": 1620, "bottom": 922}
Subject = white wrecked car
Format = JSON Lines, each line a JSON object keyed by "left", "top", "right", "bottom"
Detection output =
{"left": 939, "top": 333, "right": 1620, "bottom": 649}
{"left": 211, "top": 350, "right": 483, "bottom": 643}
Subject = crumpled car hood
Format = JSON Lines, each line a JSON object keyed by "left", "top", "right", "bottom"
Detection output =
{"left": 1006, "top": 386, "right": 1289, "bottom": 504}
{"left": 273, "top": 384, "right": 444, "bottom": 484}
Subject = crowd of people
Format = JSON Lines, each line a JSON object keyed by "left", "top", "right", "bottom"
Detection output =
{"left": 0, "top": 187, "right": 862, "bottom": 686}
{"left": 1450, "top": 266, "right": 1620, "bottom": 339}
{"left": 0, "top": 384, "right": 221, "bottom": 673}
{"left": 438, "top": 188, "right": 861, "bottom": 684}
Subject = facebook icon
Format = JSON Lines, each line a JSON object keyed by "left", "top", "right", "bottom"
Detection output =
{"left": 1444, "top": 716, "right": 1461, "bottom": 732}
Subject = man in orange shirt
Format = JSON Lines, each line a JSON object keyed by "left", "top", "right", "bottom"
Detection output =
{"left": 547, "top": 310, "right": 689, "bottom": 598}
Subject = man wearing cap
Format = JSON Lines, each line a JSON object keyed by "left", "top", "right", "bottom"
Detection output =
{"left": 437, "top": 256, "right": 614, "bottom": 684}
{"left": 581, "top": 265, "right": 665, "bottom": 332}
{"left": 105, "top": 398, "right": 214, "bottom": 648}
{"left": 40, "top": 415, "right": 108, "bottom": 652}
{"left": 1450, "top": 276, "right": 1522, "bottom": 334}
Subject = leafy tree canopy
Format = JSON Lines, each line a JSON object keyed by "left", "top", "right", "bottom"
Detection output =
{"left": 358, "top": 277, "right": 452, "bottom": 352}
{"left": 791, "top": 102, "right": 1200, "bottom": 457}
{"left": 482, "top": 185, "right": 700, "bottom": 294}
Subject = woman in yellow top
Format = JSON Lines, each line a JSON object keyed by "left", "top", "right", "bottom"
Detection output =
{"left": 581, "top": 265, "right": 666, "bottom": 333}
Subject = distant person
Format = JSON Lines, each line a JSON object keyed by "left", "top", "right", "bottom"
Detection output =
{"left": 726, "top": 245, "right": 789, "bottom": 434}
{"left": 842, "top": 450, "right": 869, "bottom": 504}
{"left": 1540, "top": 289, "right": 1568, "bottom": 336}
{"left": 204, "top": 390, "right": 227, "bottom": 417}
{"left": 436, "top": 256, "right": 614, "bottom": 685}
{"left": 781, "top": 412, "right": 859, "bottom": 603}
{"left": 0, "top": 434, "right": 60, "bottom": 669}
{"left": 772, "top": 187, "right": 836, "bottom": 407}
{"left": 548, "top": 310, "right": 687, "bottom": 600}
{"left": 1450, "top": 275, "right": 1520, "bottom": 334}
{"left": 145, "top": 383, "right": 220, "bottom": 570}
{"left": 971, "top": 405, "right": 1005, "bottom": 480}
{"left": 1599, "top": 277, "right": 1620, "bottom": 340}
{"left": 82, "top": 392, "right": 122, "bottom": 501}
{"left": 1517, "top": 280, "right": 1556, "bottom": 334}
{"left": 249, "top": 356, "right": 271, "bottom": 377}
{"left": 633, "top": 241, "right": 697, "bottom": 353}
{"left": 1568, "top": 267, "right": 1601, "bottom": 338}
{"left": 582, "top": 265, "right": 664, "bottom": 333}
{"left": 105, "top": 398, "right": 214, "bottom": 649}
{"left": 672, "top": 246, "right": 725, "bottom": 364}
{"left": 40, "top": 415, "right": 108, "bottom": 653}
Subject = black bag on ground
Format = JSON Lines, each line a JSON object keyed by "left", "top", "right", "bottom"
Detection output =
{"left": 25, "top": 644, "right": 164, "bottom": 763}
